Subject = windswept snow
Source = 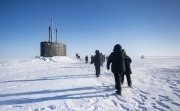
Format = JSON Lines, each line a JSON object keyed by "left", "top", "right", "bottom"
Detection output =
{"left": 0, "top": 56, "right": 180, "bottom": 111}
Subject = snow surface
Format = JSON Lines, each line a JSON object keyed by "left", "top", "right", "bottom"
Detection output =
{"left": 0, "top": 56, "right": 180, "bottom": 111}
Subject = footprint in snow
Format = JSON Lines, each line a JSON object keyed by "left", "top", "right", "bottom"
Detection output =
{"left": 33, "top": 108, "right": 39, "bottom": 111}
{"left": 138, "top": 105, "right": 147, "bottom": 111}
{"left": 101, "top": 83, "right": 105, "bottom": 86}
{"left": 132, "top": 98, "right": 145, "bottom": 106}
{"left": 156, "top": 100, "right": 170, "bottom": 109}
{"left": 173, "top": 89, "right": 180, "bottom": 93}
{"left": 139, "top": 94, "right": 148, "bottom": 101}
{"left": 113, "top": 93, "right": 127, "bottom": 103}
{"left": 174, "top": 80, "right": 180, "bottom": 84}
{"left": 119, "top": 104, "right": 129, "bottom": 111}
{"left": 48, "top": 105, "right": 56, "bottom": 110}
{"left": 172, "top": 92, "right": 180, "bottom": 98}
{"left": 111, "top": 100, "right": 118, "bottom": 106}
{"left": 138, "top": 90, "right": 150, "bottom": 95}
{"left": 33, "top": 107, "right": 46, "bottom": 111}
{"left": 171, "top": 102, "right": 180, "bottom": 107}
{"left": 40, "top": 107, "right": 45, "bottom": 110}
{"left": 103, "top": 93, "right": 109, "bottom": 99}
{"left": 152, "top": 105, "right": 164, "bottom": 111}
{"left": 158, "top": 95, "right": 172, "bottom": 101}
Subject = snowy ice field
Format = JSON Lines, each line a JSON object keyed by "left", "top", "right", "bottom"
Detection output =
{"left": 0, "top": 56, "right": 179, "bottom": 111}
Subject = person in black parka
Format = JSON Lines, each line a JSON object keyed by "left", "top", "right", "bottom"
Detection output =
{"left": 121, "top": 51, "right": 132, "bottom": 87}
{"left": 107, "top": 44, "right": 126, "bottom": 95}
{"left": 76, "top": 53, "right": 79, "bottom": 59}
{"left": 92, "top": 50, "right": 101, "bottom": 77}
{"left": 90, "top": 55, "right": 94, "bottom": 64}
{"left": 85, "top": 56, "right": 88, "bottom": 63}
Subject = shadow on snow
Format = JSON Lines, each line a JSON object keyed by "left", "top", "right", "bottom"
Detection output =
{"left": 0, "top": 74, "right": 95, "bottom": 83}
{"left": 0, "top": 85, "right": 114, "bottom": 105}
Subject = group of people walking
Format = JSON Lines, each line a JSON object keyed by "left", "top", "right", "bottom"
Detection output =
{"left": 76, "top": 44, "right": 132, "bottom": 95}
{"left": 92, "top": 44, "right": 132, "bottom": 95}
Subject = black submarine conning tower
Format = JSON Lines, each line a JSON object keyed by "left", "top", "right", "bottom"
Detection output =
{"left": 40, "top": 19, "right": 66, "bottom": 57}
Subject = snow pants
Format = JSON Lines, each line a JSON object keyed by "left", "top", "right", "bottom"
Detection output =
{"left": 121, "top": 73, "right": 132, "bottom": 86}
{"left": 113, "top": 72, "right": 122, "bottom": 92}
{"left": 95, "top": 65, "right": 100, "bottom": 77}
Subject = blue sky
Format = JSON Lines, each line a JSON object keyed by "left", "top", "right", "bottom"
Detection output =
{"left": 0, "top": 0, "right": 180, "bottom": 58}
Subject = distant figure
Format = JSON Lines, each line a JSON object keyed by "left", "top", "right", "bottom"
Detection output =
{"left": 85, "top": 56, "right": 88, "bottom": 63}
{"left": 141, "top": 55, "right": 144, "bottom": 59}
{"left": 100, "top": 53, "right": 103, "bottom": 66}
{"left": 121, "top": 51, "right": 132, "bottom": 87}
{"left": 76, "top": 53, "right": 79, "bottom": 59}
{"left": 92, "top": 50, "right": 101, "bottom": 77}
{"left": 103, "top": 55, "right": 106, "bottom": 63}
{"left": 107, "top": 44, "right": 126, "bottom": 95}
{"left": 78, "top": 55, "right": 81, "bottom": 60}
{"left": 76, "top": 53, "right": 81, "bottom": 60}
{"left": 90, "top": 55, "right": 94, "bottom": 64}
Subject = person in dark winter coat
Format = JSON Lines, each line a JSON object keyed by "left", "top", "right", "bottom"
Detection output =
{"left": 76, "top": 53, "right": 79, "bottom": 59}
{"left": 92, "top": 50, "right": 101, "bottom": 77}
{"left": 85, "top": 56, "right": 88, "bottom": 63}
{"left": 121, "top": 51, "right": 132, "bottom": 87}
{"left": 90, "top": 55, "right": 94, "bottom": 64}
{"left": 107, "top": 44, "right": 126, "bottom": 95}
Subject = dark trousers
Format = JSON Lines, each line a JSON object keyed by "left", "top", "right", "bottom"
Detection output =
{"left": 95, "top": 65, "right": 100, "bottom": 77}
{"left": 121, "top": 73, "right": 132, "bottom": 86}
{"left": 113, "top": 72, "right": 122, "bottom": 92}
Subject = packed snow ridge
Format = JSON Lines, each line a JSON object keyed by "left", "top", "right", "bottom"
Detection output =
{"left": 0, "top": 56, "right": 180, "bottom": 111}
{"left": 35, "top": 56, "right": 78, "bottom": 63}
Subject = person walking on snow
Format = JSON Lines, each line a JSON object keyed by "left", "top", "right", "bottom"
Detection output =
{"left": 121, "top": 51, "right": 132, "bottom": 87}
{"left": 92, "top": 50, "right": 101, "bottom": 77}
{"left": 85, "top": 56, "right": 88, "bottom": 63}
{"left": 90, "top": 55, "right": 94, "bottom": 64}
{"left": 107, "top": 44, "right": 126, "bottom": 95}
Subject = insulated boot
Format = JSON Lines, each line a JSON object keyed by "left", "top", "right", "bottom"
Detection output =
{"left": 116, "top": 90, "right": 121, "bottom": 95}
